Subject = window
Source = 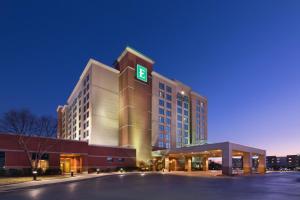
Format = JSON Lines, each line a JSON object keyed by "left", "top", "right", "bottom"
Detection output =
{"left": 159, "top": 133, "right": 164, "bottom": 139}
{"left": 165, "top": 134, "right": 170, "bottom": 140}
{"left": 166, "top": 86, "right": 172, "bottom": 93}
{"left": 159, "top": 142, "right": 164, "bottom": 148}
{"left": 159, "top": 116, "right": 164, "bottom": 123}
{"left": 165, "top": 126, "right": 171, "bottom": 132}
{"left": 177, "top": 107, "right": 182, "bottom": 113}
{"left": 184, "top": 103, "right": 188, "bottom": 109}
{"left": 159, "top": 99, "right": 164, "bottom": 106}
{"left": 177, "top": 115, "right": 182, "bottom": 121}
{"left": 177, "top": 122, "right": 182, "bottom": 128}
{"left": 159, "top": 91, "right": 165, "bottom": 98}
{"left": 159, "top": 125, "right": 164, "bottom": 131}
{"left": 166, "top": 102, "right": 172, "bottom": 109}
{"left": 166, "top": 110, "right": 171, "bottom": 117}
{"left": 177, "top": 100, "right": 182, "bottom": 106}
{"left": 165, "top": 142, "right": 170, "bottom": 148}
{"left": 166, "top": 94, "right": 172, "bottom": 101}
{"left": 184, "top": 117, "right": 188, "bottom": 123}
{"left": 166, "top": 118, "right": 171, "bottom": 125}
{"left": 0, "top": 152, "right": 5, "bottom": 167}
{"left": 117, "top": 158, "right": 125, "bottom": 162}
{"left": 184, "top": 110, "right": 188, "bottom": 116}
{"left": 184, "top": 124, "right": 189, "bottom": 130}
{"left": 159, "top": 82, "right": 165, "bottom": 90}
{"left": 184, "top": 139, "right": 189, "bottom": 144}
{"left": 107, "top": 157, "right": 113, "bottom": 162}
{"left": 159, "top": 108, "right": 164, "bottom": 115}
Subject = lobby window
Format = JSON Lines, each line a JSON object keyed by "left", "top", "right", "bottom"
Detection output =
{"left": 166, "top": 86, "right": 172, "bottom": 93}
{"left": 159, "top": 82, "right": 165, "bottom": 90}
{"left": 159, "top": 99, "right": 164, "bottom": 107}
{"left": 0, "top": 152, "right": 5, "bottom": 167}
{"left": 159, "top": 108, "right": 164, "bottom": 115}
{"left": 107, "top": 157, "right": 113, "bottom": 162}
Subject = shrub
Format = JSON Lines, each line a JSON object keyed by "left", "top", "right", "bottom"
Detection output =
{"left": 22, "top": 168, "right": 33, "bottom": 176}
{"left": 0, "top": 168, "right": 6, "bottom": 176}
{"left": 44, "top": 168, "right": 62, "bottom": 175}
{"left": 8, "top": 169, "right": 23, "bottom": 177}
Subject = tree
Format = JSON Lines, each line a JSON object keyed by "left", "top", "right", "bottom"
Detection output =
{"left": 0, "top": 109, "right": 57, "bottom": 179}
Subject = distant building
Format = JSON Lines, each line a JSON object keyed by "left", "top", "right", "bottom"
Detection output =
{"left": 287, "top": 155, "right": 300, "bottom": 170}
{"left": 276, "top": 157, "right": 288, "bottom": 169}
{"left": 266, "top": 156, "right": 277, "bottom": 170}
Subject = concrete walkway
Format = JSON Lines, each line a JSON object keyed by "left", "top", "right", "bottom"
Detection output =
{"left": 0, "top": 172, "right": 127, "bottom": 193}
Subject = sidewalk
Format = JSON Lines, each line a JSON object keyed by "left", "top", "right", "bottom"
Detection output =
{"left": 0, "top": 172, "right": 125, "bottom": 193}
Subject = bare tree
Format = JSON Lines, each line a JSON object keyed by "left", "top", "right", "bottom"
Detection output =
{"left": 0, "top": 109, "right": 57, "bottom": 179}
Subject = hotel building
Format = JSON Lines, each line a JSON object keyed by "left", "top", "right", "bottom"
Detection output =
{"left": 57, "top": 47, "right": 208, "bottom": 165}
{"left": 54, "top": 46, "right": 266, "bottom": 175}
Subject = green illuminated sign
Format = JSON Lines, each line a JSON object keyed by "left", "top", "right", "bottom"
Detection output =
{"left": 136, "top": 64, "right": 148, "bottom": 82}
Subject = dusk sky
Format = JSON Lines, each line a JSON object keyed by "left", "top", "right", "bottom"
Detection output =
{"left": 0, "top": 1, "right": 299, "bottom": 156}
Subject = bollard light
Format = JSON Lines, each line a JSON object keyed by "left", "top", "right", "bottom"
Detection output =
{"left": 96, "top": 168, "right": 100, "bottom": 174}
{"left": 32, "top": 170, "right": 37, "bottom": 181}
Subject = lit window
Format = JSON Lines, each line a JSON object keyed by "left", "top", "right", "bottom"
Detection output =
{"left": 107, "top": 157, "right": 113, "bottom": 162}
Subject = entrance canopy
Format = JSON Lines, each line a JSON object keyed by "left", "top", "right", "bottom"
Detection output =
{"left": 153, "top": 142, "right": 266, "bottom": 175}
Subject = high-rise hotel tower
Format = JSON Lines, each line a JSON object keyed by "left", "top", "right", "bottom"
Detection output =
{"left": 57, "top": 47, "right": 208, "bottom": 164}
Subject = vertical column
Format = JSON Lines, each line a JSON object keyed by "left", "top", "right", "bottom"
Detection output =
{"left": 173, "top": 159, "right": 179, "bottom": 171}
{"left": 165, "top": 157, "right": 170, "bottom": 172}
{"left": 243, "top": 152, "right": 253, "bottom": 174}
{"left": 185, "top": 157, "right": 192, "bottom": 172}
{"left": 202, "top": 156, "right": 209, "bottom": 171}
{"left": 222, "top": 145, "right": 233, "bottom": 176}
{"left": 258, "top": 154, "right": 266, "bottom": 174}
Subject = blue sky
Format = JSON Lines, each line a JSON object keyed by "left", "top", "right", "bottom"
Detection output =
{"left": 0, "top": 0, "right": 299, "bottom": 156}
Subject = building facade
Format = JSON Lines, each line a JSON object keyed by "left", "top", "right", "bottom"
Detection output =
{"left": 0, "top": 133, "right": 135, "bottom": 173}
{"left": 57, "top": 47, "right": 208, "bottom": 165}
